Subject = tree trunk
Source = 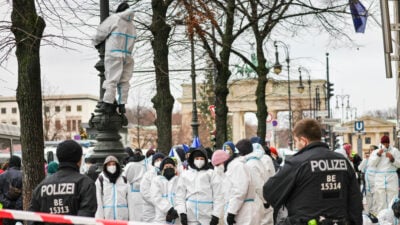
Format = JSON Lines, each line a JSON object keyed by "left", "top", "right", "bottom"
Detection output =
{"left": 11, "top": 0, "right": 46, "bottom": 209}
{"left": 255, "top": 40, "right": 268, "bottom": 146}
{"left": 150, "top": 0, "right": 174, "bottom": 154}
{"left": 214, "top": 0, "right": 235, "bottom": 148}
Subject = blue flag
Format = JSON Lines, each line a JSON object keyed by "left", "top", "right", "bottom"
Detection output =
{"left": 191, "top": 136, "right": 201, "bottom": 148}
{"left": 350, "top": 0, "right": 368, "bottom": 33}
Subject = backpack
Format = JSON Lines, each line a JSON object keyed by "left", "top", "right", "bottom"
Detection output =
{"left": 7, "top": 179, "right": 22, "bottom": 201}
{"left": 98, "top": 174, "right": 127, "bottom": 195}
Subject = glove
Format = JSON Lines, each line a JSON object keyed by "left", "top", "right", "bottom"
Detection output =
{"left": 264, "top": 203, "right": 270, "bottom": 209}
{"left": 210, "top": 215, "right": 219, "bottom": 225}
{"left": 227, "top": 213, "right": 236, "bottom": 225}
{"left": 180, "top": 213, "right": 188, "bottom": 225}
{"left": 166, "top": 207, "right": 178, "bottom": 222}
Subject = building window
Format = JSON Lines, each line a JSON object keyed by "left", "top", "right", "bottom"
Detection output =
{"left": 78, "top": 120, "right": 82, "bottom": 128}
{"left": 365, "top": 137, "right": 371, "bottom": 144}
{"left": 1, "top": 108, "right": 6, "bottom": 114}
{"left": 77, "top": 105, "right": 82, "bottom": 112}
{"left": 11, "top": 108, "right": 17, "bottom": 114}
{"left": 44, "top": 106, "right": 50, "bottom": 113}
{"left": 55, "top": 106, "right": 61, "bottom": 112}
{"left": 11, "top": 121, "right": 17, "bottom": 125}
{"left": 66, "top": 105, "right": 71, "bottom": 112}
{"left": 1, "top": 121, "right": 6, "bottom": 124}
{"left": 72, "top": 120, "right": 77, "bottom": 131}
{"left": 67, "top": 120, "right": 71, "bottom": 132}
{"left": 55, "top": 120, "right": 61, "bottom": 130}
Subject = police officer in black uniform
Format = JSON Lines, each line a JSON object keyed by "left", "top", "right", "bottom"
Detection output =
{"left": 29, "top": 140, "right": 97, "bottom": 224}
{"left": 263, "top": 119, "right": 362, "bottom": 225}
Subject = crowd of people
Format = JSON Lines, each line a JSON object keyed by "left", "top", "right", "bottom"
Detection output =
{"left": 4, "top": 118, "right": 400, "bottom": 225}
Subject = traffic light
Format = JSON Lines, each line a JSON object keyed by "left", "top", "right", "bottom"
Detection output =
{"left": 333, "top": 135, "right": 340, "bottom": 149}
{"left": 327, "top": 82, "right": 334, "bottom": 99}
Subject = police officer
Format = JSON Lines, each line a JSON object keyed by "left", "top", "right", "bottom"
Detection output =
{"left": 263, "top": 119, "right": 362, "bottom": 225}
{"left": 29, "top": 140, "right": 97, "bottom": 223}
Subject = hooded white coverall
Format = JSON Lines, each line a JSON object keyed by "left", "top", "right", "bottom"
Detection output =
{"left": 175, "top": 169, "right": 224, "bottom": 225}
{"left": 150, "top": 175, "right": 181, "bottom": 224}
{"left": 224, "top": 156, "right": 258, "bottom": 225}
{"left": 368, "top": 145, "right": 400, "bottom": 213}
{"left": 92, "top": 9, "right": 137, "bottom": 105}
{"left": 358, "top": 157, "right": 377, "bottom": 214}
{"left": 94, "top": 173, "right": 130, "bottom": 220}
{"left": 139, "top": 167, "right": 158, "bottom": 222}
{"left": 250, "top": 143, "right": 275, "bottom": 225}
{"left": 123, "top": 160, "right": 147, "bottom": 221}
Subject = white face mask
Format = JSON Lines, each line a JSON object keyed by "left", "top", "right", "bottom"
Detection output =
{"left": 214, "top": 164, "right": 225, "bottom": 175}
{"left": 107, "top": 165, "right": 117, "bottom": 174}
{"left": 194, "top": 159, "right": 205, "bottom": 169}
{"left": 154, "top": 161, "right": 161, "bottom": 168}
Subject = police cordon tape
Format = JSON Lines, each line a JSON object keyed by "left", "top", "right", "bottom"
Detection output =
{"left": 0, "top": 209, "right": 166, "bottom": 225}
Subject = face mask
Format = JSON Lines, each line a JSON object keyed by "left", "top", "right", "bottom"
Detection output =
{"left": 163, "top": 168, "right": 175, "bottom": 180}
{"left": 107, "top": 165, "right": 117, "bottom": 174}
{"left": 214, "top": 164, "right": 225, "bottom": 175}
{"left": 194, "top": 159, "right": 205, "bottom": 169}
{"left": 154, "top": 161, "right": 161, "bottom": 168}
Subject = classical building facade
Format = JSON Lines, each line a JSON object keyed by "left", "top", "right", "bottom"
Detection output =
{"left": 0, "top": 94, "right": 98, "bottom": 140}
{"left": 178, "top": 78, "right": 328, "bottom": 144}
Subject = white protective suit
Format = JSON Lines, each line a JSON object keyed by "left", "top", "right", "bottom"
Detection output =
{"left": 140, "top": 167, "right": 159, "bottom": 222}
{"left": 368, "top": 145, "right": 400, "bottom": 213}
{"left": 95, "top": 173, "right": 130, "bottom": 220}
{"left": 150, "top": 175, "right": 180, "bottom": 224}
{"left": 358, "top": 158, "right": 377, "bottom": 214}
{"left": 175, "top": 150, "right": 224, "bottom": 225}
{"left": 122, "top": 160, "right": 147, "bottom": 221}
{"left": 92, "top": 8, "right": 137, "bottom": 105}
{"left": 250, "top": 143, "right": 275, "bottom": 225}
{"left": 224, "top": 156, "right": 258, "bottom": 225}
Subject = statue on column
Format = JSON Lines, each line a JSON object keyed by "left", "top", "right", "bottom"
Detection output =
{"left": 92, "top": 2, "right": 137, "bottom": 114}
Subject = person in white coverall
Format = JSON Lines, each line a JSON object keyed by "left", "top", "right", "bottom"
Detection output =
{"left": 95, "top": 155, "right": 130, "bottom": 220}
{"left": 150, "top": 157, "right": 180, "bottom": 224}
{"left": 358, "top": 145, "right": 378, "bottom": 215}
{"left": 376, "top": 198, "right": 400, "bottom": 225}
{"left": 175, "top": 148, "right": 224, "bottom": 225}
{"left": 237, "top": 139, "right": 274, "bottom": 225}
{"left": 368, "top": 135, "right": 400, "bottom": 214}
{"left": 92, "top": 2, "right": 137, "bottom": 114}
{"left": 122, "top": 151, "right": 147, "bottom": 221}
{"left": 251, "top": 142, "right": 276, "bottom": 225}
{"left": 140, "top": 152, "right": 165, "bottom": 222}
{"left": 223, "top": 141, "right": 258, "bottom": 225}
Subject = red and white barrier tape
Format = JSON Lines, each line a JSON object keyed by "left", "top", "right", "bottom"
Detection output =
{"left": 0, "top": 209, "right": 166, "bottom": 225}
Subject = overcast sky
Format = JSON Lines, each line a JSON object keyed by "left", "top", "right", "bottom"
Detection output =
{"left": 0, "top": 1, "right": 397, "bottom": 122}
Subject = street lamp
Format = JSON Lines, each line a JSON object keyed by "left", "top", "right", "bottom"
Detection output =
{"left": 335, "top": 95, "right": 350, "bottom": 123}
{"left": 298, "top": 67, "right": 312, "bottom": 118}
{"left": 273, "top": 41, "right": 293, "bottom": 150}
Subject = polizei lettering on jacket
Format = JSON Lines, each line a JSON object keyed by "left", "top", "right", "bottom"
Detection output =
{"left": 41, "top": 183, "right": 75, "bottom": 197}
{"left": 310, "top": 159, "right": 347, "bottom": 172}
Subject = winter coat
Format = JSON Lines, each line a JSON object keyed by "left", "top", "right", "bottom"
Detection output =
{"left": 30, "top": 162, "right": 97, "bottom": 225}
{"left": 263, "top": 142, "right": 363, "bottom": 225}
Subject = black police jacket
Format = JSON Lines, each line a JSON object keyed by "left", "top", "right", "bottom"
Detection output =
{"left": 263, "top": 142, "right": 363, "bottom": 225}
{"left": 29, "top": 162, "right": 97, "bottom": 225}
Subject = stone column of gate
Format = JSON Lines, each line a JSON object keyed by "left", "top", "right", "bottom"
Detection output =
{"left": 291, "top": 110, "right": 303, "bottom": 127}
{"left": 232, "top": 111, "right": 245, "bottom": 142}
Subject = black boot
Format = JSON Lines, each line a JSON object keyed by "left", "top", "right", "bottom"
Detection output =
{"left": 118, "top": 104, "right": 126, "bottom": 114}
{"left": 99, "top": 102, "right": 114, "bottom": 113}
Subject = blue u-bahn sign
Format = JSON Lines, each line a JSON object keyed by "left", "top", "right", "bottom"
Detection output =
{"left": 354, "top": 121, "right": 364, "bottom": 132}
